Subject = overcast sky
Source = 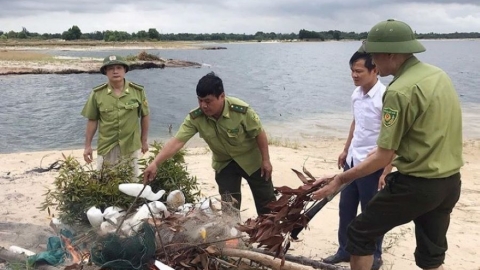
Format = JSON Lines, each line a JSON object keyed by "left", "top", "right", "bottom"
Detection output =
{"left": 0, "top": 0, "right": 479, "bottom": 34}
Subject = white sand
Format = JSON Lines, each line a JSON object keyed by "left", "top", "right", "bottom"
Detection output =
{"left": 1, "top": 138, "right": 479, "bottom": 269}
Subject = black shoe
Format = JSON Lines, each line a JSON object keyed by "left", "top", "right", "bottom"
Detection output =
{"left": 371, "top": 257, "right": 383, "bottom": 270}
{"left": 323, "top": 253, "right": 350, "bottom": 264}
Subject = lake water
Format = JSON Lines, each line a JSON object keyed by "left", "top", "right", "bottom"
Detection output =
{"left": 1, "top": 40, "right": 479, "bottom": 153}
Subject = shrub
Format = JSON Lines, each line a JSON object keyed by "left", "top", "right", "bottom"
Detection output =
{"left": 138, "top": 141, "right": 201, "bottom": 204}
{"left": 40, "top": 141, "right": 201, "bottom": 225}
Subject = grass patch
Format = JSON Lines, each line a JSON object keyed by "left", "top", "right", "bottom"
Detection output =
{"left": 126, "top": 50, "right": 161, "bottom": 61}
{"left": 0, "top": 50, "right": 52, "bottom": 61}
{"left": 267, "top": 136, "right": 300, "bottom": 149}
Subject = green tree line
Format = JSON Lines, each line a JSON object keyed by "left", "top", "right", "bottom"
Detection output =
{"left": 1, "top": 25, "right": 479, "bottom": 42}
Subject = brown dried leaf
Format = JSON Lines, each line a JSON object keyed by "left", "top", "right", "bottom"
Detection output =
{"left": 291, "top": 168, "right": 309, "bottom": 184}
{"left": 275, "top": 186, "right": 306, "bottom": 195}
{"left": 236, "top": 223, "right": 256, "bottom": 232}
{"left": 287, "top": 206, "right": 303, "bottom": 217}
{"left": 268, "top": 243, "right": 281, "bottom": 253}
{"left": 191, "top": 254, "right": 202, "bottom": 264}
{"left": 260, "top": 235, "right": 284, "bottom": 246}
{"left": 205, "top": 245, "right": 218, "bottom": 254}
{"left": 256, "top": 226, "right": 274, "bottom": 242}
{"left": 201, "top": 253, "right": 209, "bottom": 269}
{"left": 180, "top": 261, "right": 191, "bottom": 267}
{"left": 266, "top": 195, "right": 291, "bottom": 211}
{"left": 280, "top": 221, "right": 298, "bottom": 234}
{"left": 274, "top": 206, "right": 290, "bottom": 223}
{"left": 302, "top": 166, "right": 317, "bottom": 182}
{"left": 259, "top": 218, "right": 274, "bottom": 226}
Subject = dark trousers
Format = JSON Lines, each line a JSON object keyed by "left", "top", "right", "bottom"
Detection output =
{"left": 215, "top": 161, "right": 276, "bottom": 215}
{"left": 346, "top": 171, "right": 461, "bottom": 269}
{"left": 337, "top": 161, "right": 384, "bottom": 259}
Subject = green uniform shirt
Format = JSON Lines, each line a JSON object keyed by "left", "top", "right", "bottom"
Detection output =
{"left": 377, "top": 56, "right": 463, "bottom": 178}
{"left": 175, "top": 96, "right": 263, "bottom": 175}
{"left": 81, "top": 80, "right": 149, "bottom": 156}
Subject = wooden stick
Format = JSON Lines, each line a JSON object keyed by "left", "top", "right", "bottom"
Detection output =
{"left": 114, "top": 184, "right": 147, "bottom": 234}
{"left": 145, "top": 201, "right": 171, "bottom": 265}
{"left": 252, "top": 248, "right": 348, "bottom": 270}
{"left": 219, "top": 248, "right": 349, "bottom": 270}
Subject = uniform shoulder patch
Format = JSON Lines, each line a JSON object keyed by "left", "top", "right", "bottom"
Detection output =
{"left": 92, "top": 83, "right": 108, "bottom": 92}
{"left": 128, "top": 81, "right": 144, "bottom": 91}
{"left": 229, "top": 104, "right": 248, "bottom": 114}
{"left": 189, "top": 108, "right": 204, "bottom": 119}
{"left": 383, "top": 107, "right": 399, "bottom": 127}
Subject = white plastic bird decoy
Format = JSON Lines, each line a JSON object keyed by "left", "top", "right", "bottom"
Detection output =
{"left": 86, "top": 206, "right": 103, "bottom": 228}
{"left": 128, "top": 204, "right": 150, "bottom": 232}
{"left": 100, "top": 221, "right": 116, "bottom": 235}
{"left": 177, "top": 203, "right": 194, "bottom": 214}
{"left": 118, "top": 183, "right": 166, "bottom": 201}
{"left": 103, "top": 206, "right": 125, "bottom": 220}
{"left": 155, "top": 260, "right": 174, "bottom": 270}
{"left": 166, "top": 190, "right": 186, "bottom": 209}
{"left": 148, "top": 201, "right": 169, "bottom": 217}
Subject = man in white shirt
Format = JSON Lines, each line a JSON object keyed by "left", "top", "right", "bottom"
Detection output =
{"left": 323, "top": 52, "right": 391, "bottom": 270}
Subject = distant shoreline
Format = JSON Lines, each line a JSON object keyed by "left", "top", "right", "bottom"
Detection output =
{"left": 0, "top": 48, "right": 202, "bottom": 75}
{"left": 1, "top": 38, "right": 478, "bottom": 52}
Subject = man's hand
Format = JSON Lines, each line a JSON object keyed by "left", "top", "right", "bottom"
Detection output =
{"left": 378, "top": 174, "right": 387, "bottom": 190}
{"left": 143, "top": 163, "right": 157, "bottom": 184}
{"left": 337, "top": 150, "right": 348, "bottom": 169}
{"left": 141, "top": 141, "right": 149, "bottom": 154}
{"left": 83, "top": 146, "right": 93, "bottom": 163}
{"left": 311, "top": 174, "right": 343, "bottom": 200}
{"left": 260, "top": 159, "right": 273, "bottom": 181}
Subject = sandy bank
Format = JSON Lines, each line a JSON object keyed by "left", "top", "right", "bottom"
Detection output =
{"left": 1, "top": 138, "right": 479, "bottom": 269}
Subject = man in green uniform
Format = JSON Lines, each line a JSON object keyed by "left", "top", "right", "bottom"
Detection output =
{"left": 143, "top": 72, "right": 276, "bottom": 215}
{"left": 312, "top": 19, "right": 463, "bottom": 270}
{"left": 82, "top": 55, "right": 150, "bottom": 176}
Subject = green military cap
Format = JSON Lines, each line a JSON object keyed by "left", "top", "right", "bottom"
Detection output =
{"left": 100, "top": 55, "right": 130, "bottom": 75}
{"left": 359, "top": 19, "right": 426, "bottom": 54}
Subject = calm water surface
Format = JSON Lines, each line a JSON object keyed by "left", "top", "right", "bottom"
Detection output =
{"left": 0, "top": 40, "right": 479, "bottom": 153}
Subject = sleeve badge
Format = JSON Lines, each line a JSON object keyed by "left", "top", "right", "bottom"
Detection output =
{"left": 383, "top": 107, "right": 398, "bottom": 127}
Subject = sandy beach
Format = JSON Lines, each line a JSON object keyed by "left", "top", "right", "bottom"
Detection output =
{"left": 1, "top": 138, "right": 479, "bottom": 269}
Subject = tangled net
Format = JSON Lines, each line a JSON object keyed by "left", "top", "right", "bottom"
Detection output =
{"left": 74, "top": 197, "right": 246, "bottom": 270}
{"left": 66, "top": 168, "right": 341, "bottom": 270}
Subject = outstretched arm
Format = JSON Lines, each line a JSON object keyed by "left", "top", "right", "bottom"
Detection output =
{"left": 143, "top": 137, "right": 186, "bottom": 183}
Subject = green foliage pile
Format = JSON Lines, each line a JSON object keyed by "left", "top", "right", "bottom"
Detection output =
{"left": 40, "top": 156, "right": 138, "bottom": 224}
{"left": 139, "top": 141, "right": 201, "bottom": 204}
{"left": 40, "top": 141, "right": 201, "bottom": 225}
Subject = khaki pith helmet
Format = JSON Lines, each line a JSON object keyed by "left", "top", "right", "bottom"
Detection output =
{"left": 359, "top": 19, "right": 426, "bottom": 54}
{"left": 100, "top": 55, "right": 129, "bottom": 74}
